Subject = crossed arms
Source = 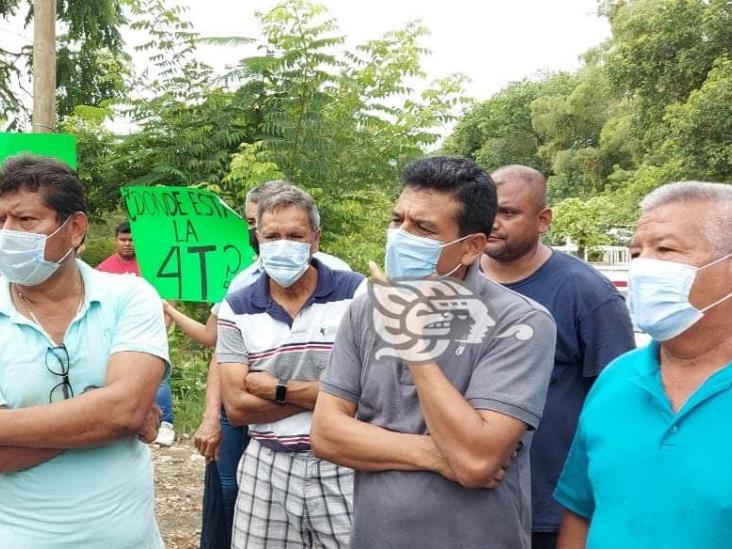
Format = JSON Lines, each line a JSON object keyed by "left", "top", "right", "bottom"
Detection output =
{"left": 310, "top": 361, "right": 527, "bottom": 488}
{"left": 219, "top": 362, "right": 320, "bottom": 426}
{"left": 0, "top": 351, "right": 164, "bottom": 472}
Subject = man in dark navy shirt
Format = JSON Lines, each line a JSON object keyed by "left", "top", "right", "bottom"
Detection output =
{"left": 480, "top": 165, "right": 635, "bottom": 549}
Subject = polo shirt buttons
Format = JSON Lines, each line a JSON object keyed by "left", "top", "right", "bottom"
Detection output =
{"left": 671, "top": 425, "right": 679, "bottom": 432}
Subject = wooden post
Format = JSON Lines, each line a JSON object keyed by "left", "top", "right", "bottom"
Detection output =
{"left": 32, "top": 0, "right": 56, "bottom": 133}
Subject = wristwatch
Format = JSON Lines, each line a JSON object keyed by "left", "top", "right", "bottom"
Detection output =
{"left": 275, "top": 378, "right": 288, "bottom": 404}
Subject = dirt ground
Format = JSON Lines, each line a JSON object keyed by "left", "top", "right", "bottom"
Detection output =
{"left": 152, "top": 436, "right": 206, "bottom": 549}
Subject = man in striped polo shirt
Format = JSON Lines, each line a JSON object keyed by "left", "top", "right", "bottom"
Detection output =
{"left": 217, "top": 184, "right": 363, "bottom": 548}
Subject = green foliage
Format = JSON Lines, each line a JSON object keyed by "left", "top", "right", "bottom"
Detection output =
{"left": 154, "top": 1, "right": 463, "bottom": 269}
{"left": 0, "top": 0, "right": 130, "bottom": 127}
{"left": 80, "top": 237, "right": 116, "bottom": 267}
{"left": 662, "top": 56, "right": 732, "bottom": 180}
{"left": 59, "top": 108, "right": 121, "bottom": 220}
{"left": 442, "top": 74, "right": 576, "bottom": 172}
{"left": 198, "top": 141, "right": 286, "bottom": 209}
{"left": 167, "top": 327, "right": 209, "bottom": 435}
{"left": 447, "top": 0, "right": 732, "bottom": 242}
{"left": 549, "top": 196, "right": 614, "bottom": 255}
{"left": 603, "top": 0, "right": 732, "bottom": 150}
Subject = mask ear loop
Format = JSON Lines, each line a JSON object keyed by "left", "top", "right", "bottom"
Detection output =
{"left": 700, "top": 290, "right": 732, "bottom": 313}
{"left": 438, "top": 233, "right": 476, "bottom": 278}
{"left": 696, "top": 252, "right": 732, "bottom": 313}
{"left": 47, "top": 216, "right": 75, "bottom": 265}
{"left": 697, "top": 251, "right": 732, "bottom": 271}
{"left": 439, "top": 262, "right": 463, "bottom": 279}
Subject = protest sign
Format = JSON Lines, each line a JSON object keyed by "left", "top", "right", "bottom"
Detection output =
{"left": 0, "top": 133, "right": 77, "bottom": 168}
{"left": 120, "top": 186, "right": 255, "bottom": 302}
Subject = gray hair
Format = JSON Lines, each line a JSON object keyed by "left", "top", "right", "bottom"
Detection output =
{"left": 256, "top": 185, "right": 321, "bottom": 232}
{"left": 245, "top": 179, "right": 290, "bottom": 206}
{"left": 641, "top": 181, "right": 732, "bottom": 253}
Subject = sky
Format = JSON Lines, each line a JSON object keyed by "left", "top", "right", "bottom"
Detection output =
{"left": 0, "top": 0, "right": 611, "bottom": 133}
{"left": 183, "top": 0, "right": 611, "bottom": 103}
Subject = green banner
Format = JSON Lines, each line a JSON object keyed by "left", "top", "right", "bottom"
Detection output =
{"left": 120, "top": 186, "right": 255, "bottom": 302}
{"left": 0, "top": 133, "right": 77, "bottom": 168}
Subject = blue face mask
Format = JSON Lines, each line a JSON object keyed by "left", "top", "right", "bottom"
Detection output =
{"left": 628, "top": 253, "right": 732, "bottom": 341}
{"left": 384, "top": 228, "right": 471, "bottom": 280}
{"left": 259, "top": 240, "right": 312, "bottom": 288}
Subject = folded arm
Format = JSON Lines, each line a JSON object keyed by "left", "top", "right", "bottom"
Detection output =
{"left": 0, "top": 351, "right": 164, "bottom": 449}
{"left": 409, "top": 362, "right": 527, "bottom": 488}
{"left": 0, "top": 447, "right": 63, "bottom": 473}
{"left": 219, "top": 362, "right": 306, "bottom": 426}
{"left": 311, "top": 392, "right": 454, "bottom": 476}
{"left": 245, "top": 370, "right": 320, "bottom": 410}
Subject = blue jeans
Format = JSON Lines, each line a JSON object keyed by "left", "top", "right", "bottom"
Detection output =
{"left": 155, "top": 381, "right": 174, "bottom": 424}
{"left": 218, "top": 407, "right": 248, "bottom": 519}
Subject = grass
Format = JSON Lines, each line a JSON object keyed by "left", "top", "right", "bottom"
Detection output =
{"left": 170, "top": 357, "right": 208, "bottom": 436}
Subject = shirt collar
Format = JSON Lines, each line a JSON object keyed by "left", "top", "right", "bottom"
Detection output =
{"left": 249, "top": 256, "right": 335, "bottom": 311}
{"left": 462, "top": 261, "right": 484, "bottom": 294}
{"left": 630, "top": 341, "right": 732, "bottom": 407}
{"left": 77, "top": 260, "right": 105, "bottom": 305}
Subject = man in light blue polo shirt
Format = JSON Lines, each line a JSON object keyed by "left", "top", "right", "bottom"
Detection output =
{"left": 0, "top": 155, "right": 169, "bottom": 548}
{"left": 555, "top": 181, "right": 732, "bottom": 549}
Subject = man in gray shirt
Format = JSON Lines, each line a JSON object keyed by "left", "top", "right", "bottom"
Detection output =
{"left": 311, "top": 156, "right": 556, "bottom": 549}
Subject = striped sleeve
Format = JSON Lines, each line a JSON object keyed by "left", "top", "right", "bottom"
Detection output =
{"left": 216, "top": 299, "right": 248, "bottom": 364}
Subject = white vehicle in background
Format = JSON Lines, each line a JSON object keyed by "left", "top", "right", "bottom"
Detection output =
{"left": 552, "top": 243, "right": 652, "bottom": 348}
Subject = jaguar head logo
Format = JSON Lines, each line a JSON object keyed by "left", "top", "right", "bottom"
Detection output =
{"left": 368, "top": 277, "right": 496, "bottom": 364}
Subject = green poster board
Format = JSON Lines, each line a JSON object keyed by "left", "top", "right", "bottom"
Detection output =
{"left": 0, "top": 133, "right": 77, "bottom": 168}
{"left": 120, "top": 186, "right": 256, "bottom": 303}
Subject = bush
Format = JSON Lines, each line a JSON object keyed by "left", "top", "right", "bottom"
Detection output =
{"left": 80, "top": 237, "right": 116, "bottom": 267}
{"left": 167, "top": 316, "right": 213, "bottom": 435}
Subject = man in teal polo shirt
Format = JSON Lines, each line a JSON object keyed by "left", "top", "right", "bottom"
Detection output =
{"left": 0, "top": 155, "right": 170, "bottom": 548}
{"left": 555, "top": 181, "right": 732, "bottom": 549}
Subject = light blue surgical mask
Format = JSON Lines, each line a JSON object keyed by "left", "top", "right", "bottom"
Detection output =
{"left": 384, "top": 228, "right": 472, "bottom": 280}
{"left": 628, "top": 253, "right": 732, "bottom": 341}
{"left": 0, "top": 219, "right": 74, "bottom": 286}
{"left": 259, "top": 239, "right": 312, "bottom": 288}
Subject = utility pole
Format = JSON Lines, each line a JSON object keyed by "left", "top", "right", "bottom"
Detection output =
{"left": 32, "top": 0, "right": 56, "bottom": 133}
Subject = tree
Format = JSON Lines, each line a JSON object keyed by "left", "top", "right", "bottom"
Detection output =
{"left": 0, "top": 0, "right": 130, "bottom": 127}
{"left": 602, "top": 0, "right": 732, "bottom": 151}
{"left": 114, "top": 0, "right": 254, "bottom": 187}
{"left": 662, "top": 56, "right": 732, "bottom": 181}
{"left": 445, "top": 0, "right": 731, "bottom": 231}
{"left": 548, "top": 196, "right": 614, "bottom": 258}
{"left": 442, "top": 73, "right": 578, "bottom": 173}
{"left": 217, "top": 1, "right": 468, "bottom": 270}
{"left": 59, "top": 106, "right": 120, "bottom": 220}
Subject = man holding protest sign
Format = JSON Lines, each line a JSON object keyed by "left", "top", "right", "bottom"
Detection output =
{"left": 0, "top": 155, "right": 169, "bottom": 547}
{"left": 217, "top": 184, "right": 363, "bottom": 548}
{"left": 97, "top": 220, "right": 176, "bottom": 447}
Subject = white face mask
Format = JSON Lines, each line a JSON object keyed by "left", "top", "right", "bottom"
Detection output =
{"left": 259, "top": 239, "right": 312, "bottom": 288}
{"left": 0, "top": 218, "right": 74, "bottom": 286}
{"left": 628, "top": 252, "right": 732, "bottom": 341}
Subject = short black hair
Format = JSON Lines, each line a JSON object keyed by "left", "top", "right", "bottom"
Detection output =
{"left": 116, "top": 220, "right": 131, "bottom": 235}
{"left": 401, "top": 156, "right": 497, "bottom": 237}
{"left": 0, "top": 154, "right": 87, "bottom": 221}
